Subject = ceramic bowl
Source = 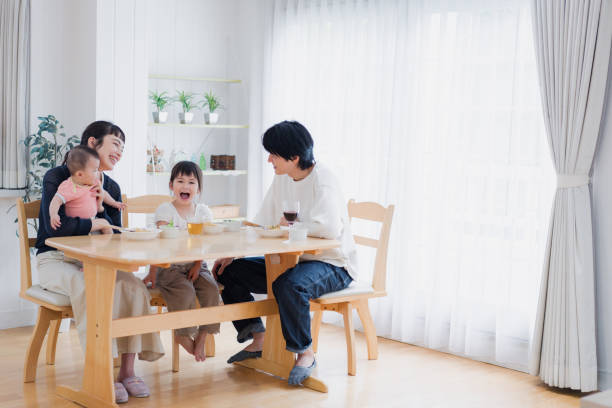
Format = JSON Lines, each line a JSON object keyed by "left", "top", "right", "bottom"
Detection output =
{"left": 223, "top": 220, "right": 242, "bottom": 232}
{"left": 255, "top": 227, "right": 286, "bottom": 238}
{"left": 122, "top": 228, "right": 160, "bottom": 240}
{"left": 203, "top": 224, "right": 224, "bottom": 235}
{"left": 159, "top": 226, "right": 181, "bottom": 238}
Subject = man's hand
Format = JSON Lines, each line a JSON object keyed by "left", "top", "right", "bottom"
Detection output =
{"left": 143, "top": 270, "right": 156, "bottom": 289}
{"left": 279, "top": 216, "right": 289, "bottom": 227}
{"left": 212, "top": 257, "right": 234, "bottom": 280}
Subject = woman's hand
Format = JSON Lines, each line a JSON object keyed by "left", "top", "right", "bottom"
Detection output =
{"left": 93, "top": 182, "right": 104, "bottom": 213}
{"left": 91, "top": 218, "right": 111, "bottom": 232}
{"left": 212, "top": 257, "right": 234, "bottom": 279}
{"left": 279, "top": 216, "right": 289, "bottom": 227}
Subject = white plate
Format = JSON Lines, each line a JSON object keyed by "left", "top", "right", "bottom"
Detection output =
{"left": 255, "top": 228, "right": 286, "bottom": 238}
{"left": 122, "top": 229, "right": 161, "bottom": 240}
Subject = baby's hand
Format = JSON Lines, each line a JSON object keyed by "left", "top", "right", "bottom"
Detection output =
{"left": 113, "top": 201, "right": 127, "bottom": 211}
{"left": 102, "top": 227, "right": 113, "bottom": 235}
{"left": 50, "top": 214, "right": 61, "bottom": 230}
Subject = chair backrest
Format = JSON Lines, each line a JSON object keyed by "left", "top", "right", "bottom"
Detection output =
{"left": 121, "top": 194, "right": 173, "bottom": 227}
{"left": 17, "top": 198, "right": 41, "bottom": 295}
{"left": 347, "top": 199, "right": 395, "bottom": 293}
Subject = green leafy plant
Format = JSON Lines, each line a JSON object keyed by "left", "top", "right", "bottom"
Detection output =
{"left": 149, "top": 90, "right": 171, "bottom": 112}
{"left": 201, "top": 90, "right": 223, "bottom": 113}
{"left": 23, "top": 115, "right": 80, "bottom": 203}
{"left": 174, "top": 91, "right": 197, "bottom": 112}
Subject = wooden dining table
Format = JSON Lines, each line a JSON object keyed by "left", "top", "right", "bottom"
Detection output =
{"left": 46, "top": 229, "right": 340, "bottom": 407}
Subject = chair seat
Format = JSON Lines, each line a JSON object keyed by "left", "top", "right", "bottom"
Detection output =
{"left": 315, "top": 281, "right": 374, "bottom": 301}
{"left": 25, "top": 285, "right": 71, "bottom": 307}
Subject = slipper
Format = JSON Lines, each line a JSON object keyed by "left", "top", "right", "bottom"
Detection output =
{"left": 227, "top": 350, "right": 262, "bottom": 364}
{"left": 121, "top": 376, "right": 150, "bottom": 398}
{"left": 114, "top": 382, "right": 128, "bottom": 404}
{"left": 288, "top": 359, "right": 316, "bottom": 386}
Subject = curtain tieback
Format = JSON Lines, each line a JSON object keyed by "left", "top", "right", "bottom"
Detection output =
{"left": 556, "top": 174, "right": 590, "bottom": 188}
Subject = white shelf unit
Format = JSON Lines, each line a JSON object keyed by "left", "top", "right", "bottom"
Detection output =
{"left": 149, "top": 74, "right": 241, "bottom": 83}
{"left": 148, "top": 123, "right": 248, "bottom": 129}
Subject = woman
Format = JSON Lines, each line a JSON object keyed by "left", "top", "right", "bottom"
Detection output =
{"left": 35, "top": 121, "right": 164, "bottom": 404}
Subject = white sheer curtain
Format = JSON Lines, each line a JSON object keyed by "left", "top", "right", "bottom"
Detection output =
{"left": 259, "top": 0, "right": 555, "bottom": 371}
{"left": 0, "top": 0, "right": 29, "bottom": 190}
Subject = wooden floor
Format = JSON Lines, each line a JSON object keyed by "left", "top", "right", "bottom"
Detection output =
{"left": 0, "top": 321, "right": 583, "bottom": 407}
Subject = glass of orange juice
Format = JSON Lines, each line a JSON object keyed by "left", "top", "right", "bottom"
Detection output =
{"left": 187, "top": 216, "right": 204, "bottom": 235}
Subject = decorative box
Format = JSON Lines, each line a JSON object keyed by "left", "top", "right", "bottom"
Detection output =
{"left": 210, "top": 155, "right": 235, "bottom": 170}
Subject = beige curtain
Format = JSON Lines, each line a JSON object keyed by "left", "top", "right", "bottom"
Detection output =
{"left": 529, "top": 0, "right": 612, "bottom": 391}
{"left": 0, "top": 0, "right": 29, "bottom": 190}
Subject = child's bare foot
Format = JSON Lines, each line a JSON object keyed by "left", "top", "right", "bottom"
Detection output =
{"left": 193, "top": 331, "right": 208, "bottom": 362}
{"left": 176, "top": 335, "right": 195, "bottom": 355}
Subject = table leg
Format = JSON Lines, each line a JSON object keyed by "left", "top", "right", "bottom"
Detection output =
{"left": 235, "top": 253, "right": 328, "bottom": 393}
{"left": 57, "top": 263, "right": 117, "bottom": 407}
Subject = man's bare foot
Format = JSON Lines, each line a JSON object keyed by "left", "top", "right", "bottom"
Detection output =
{"left": 193, "top": 331, "right": 208, "bottom": 362}
{"left": 295, "top": 348, "right": 315, "bottom": 368}
{"left": 244, "top": 331, "right": 265, "bottom": 352}
{"left": 176, "top": 335, "right": 195, "bottom": 355}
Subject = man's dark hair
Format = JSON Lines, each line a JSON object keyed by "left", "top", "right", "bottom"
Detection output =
{"left": 262, "top": 120, "right": 315, "bottom": 170}
{"left": 170, "top": 161, "right": 203, "bottom": 191}
{"left": 65, "top": 145, "right": 99, "bottom": 174}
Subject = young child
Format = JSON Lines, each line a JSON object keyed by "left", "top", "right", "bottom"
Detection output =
{"left": 143, "top": 160, "right": 220, "bottom": 361}
{"left": 49, "top": 145, "right": 126, "bottom": 232}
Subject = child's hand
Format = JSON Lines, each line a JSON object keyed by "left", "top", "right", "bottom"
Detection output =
{"left": 188, "top": 265, "right": 200, "bottom": 282}
{"left": 143, "top": 271, "right": 156, "bottom": 288}
{"left": 50, "top": 214, "right": 61, "bottom": 230}
{"left": 101, "top": 227, "right": 113, "bottom": 235}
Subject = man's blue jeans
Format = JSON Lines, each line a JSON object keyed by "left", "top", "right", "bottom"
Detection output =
{"left": 217, "top": 257, "right": 353, "bottom": 353}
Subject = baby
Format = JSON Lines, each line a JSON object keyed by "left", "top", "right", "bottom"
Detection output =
{"left": 49, "top": 145, "right": 125, "bottom": 232}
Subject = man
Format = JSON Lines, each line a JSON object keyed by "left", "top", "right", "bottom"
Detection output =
{"left": 214, "top": 120, "right": 358, "bottom": 385}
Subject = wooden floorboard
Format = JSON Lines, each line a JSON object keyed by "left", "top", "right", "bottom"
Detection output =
{"left": 0, "top": 321, "right": 584, "bottom": 407}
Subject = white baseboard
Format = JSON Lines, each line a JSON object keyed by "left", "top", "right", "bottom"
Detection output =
{"left": 600, "top": 369, "right": 612, "bottom": 391}
{"left": 0, "top": 308, "right": 37, "bottom": 330}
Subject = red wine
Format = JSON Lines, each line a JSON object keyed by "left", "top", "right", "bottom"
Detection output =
{"left": 283, "top": 211, "right": 298, "bottom": 222}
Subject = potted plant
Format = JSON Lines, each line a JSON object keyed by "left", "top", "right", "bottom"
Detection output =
{"left": 201, "top": 90, "right": 223, "bottom": 124}
{"left": 149, "top": 90, "right": 170, "bottom": 123}
{"left": 174, "top": 91, "right": 196, "bottom": 124}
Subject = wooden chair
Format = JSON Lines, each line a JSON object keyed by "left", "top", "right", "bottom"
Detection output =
{"left": 310, "top": 199, "right": 394, "bottom": 375}
{"left": 121, "top": 194, "right": 216, "bottom": 372}
{"left": 17, "top": 198, "right": 74, "bottom": 383}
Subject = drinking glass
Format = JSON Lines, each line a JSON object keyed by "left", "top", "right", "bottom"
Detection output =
{"left": 282, "top": 200, "right": 300, "bottom": 226}
{"left": 186, "top": 216, "right": 204, "bottom": 235}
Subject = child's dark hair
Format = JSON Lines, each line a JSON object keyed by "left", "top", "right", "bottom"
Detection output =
{"left": 262, "top": 120, "right": 315, "bottom": 170}
{"left": 64, "top": 146, "right": 99, "bottom": 174}
{"left": 170, "top": 161, "right": 203, "bottom": 191}
{"left": 80, "top": 120, "right": 125, "bottom": 147}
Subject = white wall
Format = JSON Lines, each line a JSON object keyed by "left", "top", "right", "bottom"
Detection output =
{"left": 592, "top": 51, "right": 612, "bottom": 391}
{"left": 0, "top": 0, "right": 97, "bottom": 330}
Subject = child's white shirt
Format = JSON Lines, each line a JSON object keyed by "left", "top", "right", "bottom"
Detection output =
{"left": 154, "top": 201, "right": 213, "bottom": 229}
{"left": 254, "top": 163, "right": 359, "bottom": 280}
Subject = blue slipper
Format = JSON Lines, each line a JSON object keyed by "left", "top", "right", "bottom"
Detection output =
{"left": 288, "top": 359, "right": 316, "bottom": 385}
{"left": 227, "top": 349, "right": 262, "bottom": 364}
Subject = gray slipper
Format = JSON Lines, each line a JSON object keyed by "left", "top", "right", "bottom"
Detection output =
{"left": 288, "top": 359, "right": 316, "bottom": 385}
{"left": 227, "top": 350, "right": 262, "bottom": 364}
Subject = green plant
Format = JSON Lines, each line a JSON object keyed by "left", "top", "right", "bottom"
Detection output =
{"left": 23, "top": 115, "right": 80, "bottom": 203}
{"left": 149, "top": 90, "right": 171, "bottom": 112}
{"left": 201, "top": 90, "right": 223, "bottom": 113}
{"left": 174, "top": 91, "right": 197, "bottom": 112}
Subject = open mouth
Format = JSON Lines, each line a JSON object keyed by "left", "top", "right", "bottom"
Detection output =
{"left": 179, "top": 192, "right": 191, "bottom": 200}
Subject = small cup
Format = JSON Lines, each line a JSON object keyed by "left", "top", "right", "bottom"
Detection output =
{"left": 288, "top": 225, "right": 308, "bottom": 242}
{"left": 186, "top": 216, "right": 204, "bottom": 235}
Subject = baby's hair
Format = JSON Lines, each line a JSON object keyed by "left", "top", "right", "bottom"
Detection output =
{"left": 64, "top": 145, "right": 99, "bottom": 175}
{"left": 170, "top": 161, "right": 203, "bottom": 191}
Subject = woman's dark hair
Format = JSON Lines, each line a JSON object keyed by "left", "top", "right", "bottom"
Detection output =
{"left": 262, "top": 120, "right": 315, "bottom": 170}
{"left": 64, "top": 145, "right": 99, "bottom": 174}
{"left": 170, "top": 161, "right": 203, "bottom": 192}
{"left": 80, "top": 120, "right": 125, "bottom": 148}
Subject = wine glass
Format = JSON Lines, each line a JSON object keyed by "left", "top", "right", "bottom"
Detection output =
{"left": 282, "top": 200, "right": 300, "bottom": 226}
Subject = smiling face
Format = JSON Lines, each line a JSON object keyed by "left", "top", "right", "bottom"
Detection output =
{"left": 268, "top": 153, "right": 299, "bottom": 175}
{"left": 170, "top": 172, "right": 200, "bottom": 204}
{"left": 89, "top": 134, "right": 124, "bottom": 171}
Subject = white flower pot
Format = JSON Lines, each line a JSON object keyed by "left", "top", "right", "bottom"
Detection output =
{"left": 204, "top": 112, "right": 219, "bottom": 124}
{"left": 152, "top": 111, "right": 168, "bottom": 123}
{"left": 179, "top": 112, "right": 194, "bottom": 124}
